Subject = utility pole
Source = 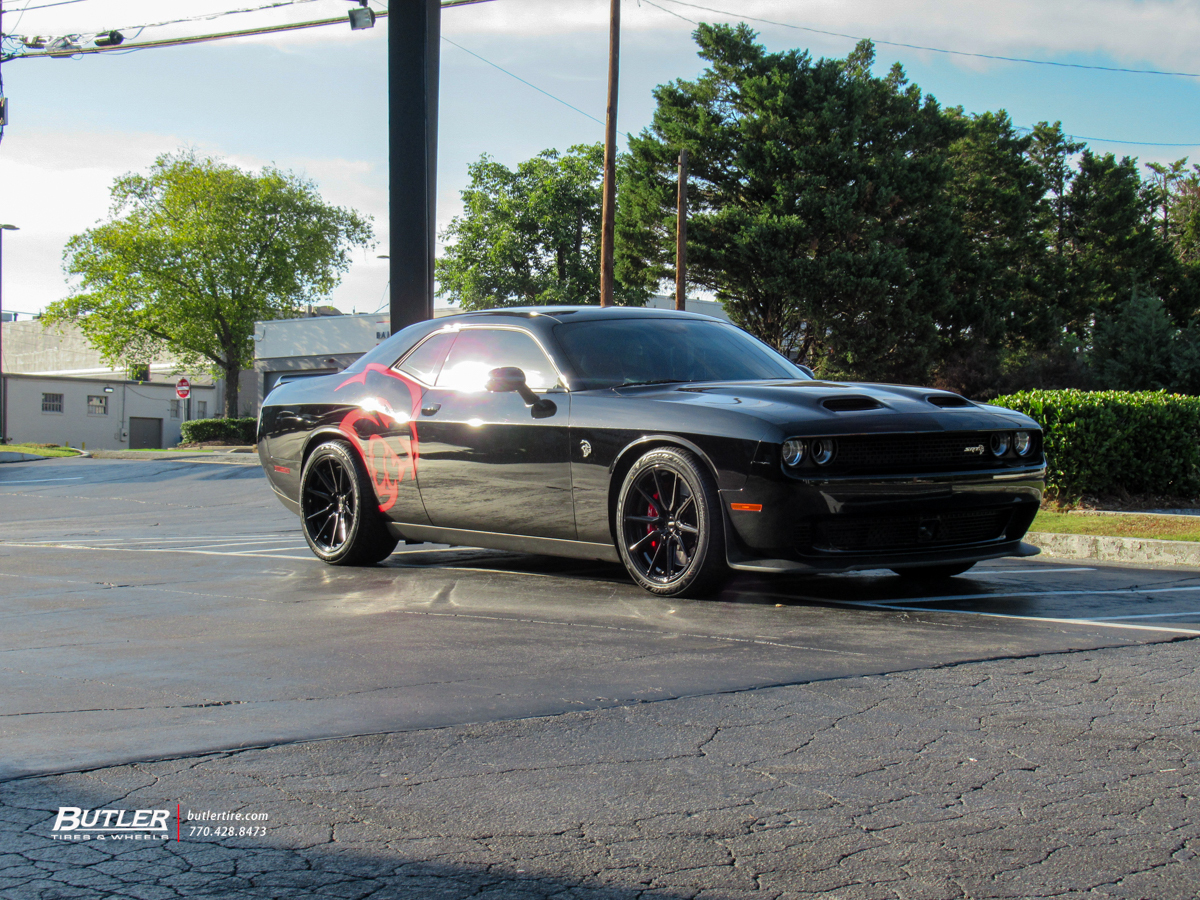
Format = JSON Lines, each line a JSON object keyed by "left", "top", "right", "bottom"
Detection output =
{"left": 0, "top": 225, "right": 17, "bottom": 445}
{"left": 599, "top": 0, "right": 620, "bottom": 307}
{"left": 389, "top": 0, "right": 440, "bottom": 333}
{"left": 675, "top": 149, "right": 688, "bottom": 311}
{"left": 1, "top": 0, "right": 7, "bottom": 149}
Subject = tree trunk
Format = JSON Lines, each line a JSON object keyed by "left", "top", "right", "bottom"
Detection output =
{"left": 222, "top": 360, "right": 241, "bottom": 418}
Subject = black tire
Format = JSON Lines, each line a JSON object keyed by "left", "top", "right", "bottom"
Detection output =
{"left": 892, "top": 562, "right": 976, "bottom": 580}
{"left": 615, "top": 446, "right": 727, "bottom": 597}
{"left": 300, "top": 441, "right": 399, "bottom": 566}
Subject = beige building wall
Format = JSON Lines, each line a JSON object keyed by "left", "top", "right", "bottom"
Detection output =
{"left": 4, "top": 374, "right": 219, "bottom": 450}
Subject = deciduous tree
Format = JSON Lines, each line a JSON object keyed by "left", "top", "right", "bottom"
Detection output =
{"left": 46, "top": 151, "right": 372, "bottom": 417}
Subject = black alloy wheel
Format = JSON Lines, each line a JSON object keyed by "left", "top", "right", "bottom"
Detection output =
{"left": 300, "top": 441, "right": 398, "bottom": 565}
{"left": 892, "top": 562, "right": 976, "bottom": 580}
{"left": 615, "top": 446, "right": 726, "bottom": 597}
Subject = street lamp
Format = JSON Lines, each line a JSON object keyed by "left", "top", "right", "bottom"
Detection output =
{"left": 0, "top": 223, "right": 18, "bottom": 445}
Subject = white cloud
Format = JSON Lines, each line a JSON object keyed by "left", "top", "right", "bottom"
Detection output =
{"left": 0, "top": 129, "right": 389, "bottom": 316}
{"left": 449, "top": 0, "right": 1200, "bottom": 72}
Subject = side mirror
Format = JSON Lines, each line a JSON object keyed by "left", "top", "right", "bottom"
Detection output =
{"left": 798, "top": 364, "right": 815, "bottom": 379}
{"left": 487, "top": 366, "right": 556, "bottom": 416}
{"left": 487, "top": 366, "right": 539, "bottom": 406}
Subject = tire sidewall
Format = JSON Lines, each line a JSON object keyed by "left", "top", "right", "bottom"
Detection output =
{"left": 300, "top": 441, "right": 370, "bottom": 564}
{"left": 615, "top": 447, "right": 722, "bottom": 596}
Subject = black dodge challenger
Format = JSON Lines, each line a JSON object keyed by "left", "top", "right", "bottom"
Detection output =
{"left": 258, "top": 306, "right": 1045, "bottom": 596}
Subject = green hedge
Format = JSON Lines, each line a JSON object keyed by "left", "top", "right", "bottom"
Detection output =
{"left": 180, "top": 417, "right": 258, "bottom": 445}
{"left": 991, "top": 390, "right": 1200, "bottom": 498}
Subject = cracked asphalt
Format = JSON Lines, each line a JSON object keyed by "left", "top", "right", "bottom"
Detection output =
{"left": 1, "top": 457, "right": 1198, "bottom": 898}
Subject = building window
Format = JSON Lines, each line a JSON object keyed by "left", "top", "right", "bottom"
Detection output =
{"left": 170, "top": 399, "right": 181, "bottom": 419}
{"left": 87, "top": 395, "right": 108, "bottom": 416}
{"left": 42, "top": 393, "right": 64, "bottom": 414}
{"left": 197, "top": 400, "right": 208, "bottom": 418}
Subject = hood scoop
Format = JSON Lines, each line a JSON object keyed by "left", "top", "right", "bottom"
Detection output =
{"left": 822, "top": 396, "right": 883, "bottom": 412}
{"left": 926, "top": 394, "right": 971, "bottom": 408}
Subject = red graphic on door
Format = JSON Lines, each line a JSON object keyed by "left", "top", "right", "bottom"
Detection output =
{"left": 335, "top": 365, "right": 424, "bottom": 513}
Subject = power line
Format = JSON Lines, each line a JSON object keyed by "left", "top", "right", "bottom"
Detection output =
{"left": 10, "top": 0, "right": 92, "bottom": 12}
{"left": 443, "top": 36, "right": 627, "bottom": 137}
{"left": 1014, "top": 126, "right": 1199, "bottom": 148}
{"left": 654, "top": 0, "right": 1200, "bottom": 79}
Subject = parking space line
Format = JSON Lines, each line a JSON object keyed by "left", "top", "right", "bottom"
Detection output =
{"left": 839, "top": 583, "right": 1200, "bottom": 605}
{"left": 0, "top": 477, "right": 85, "bottom": 484}
{"left": 843, "top": 602, "right": 1200, "bottom": 635}
{"left": 1077, "top": 610, "right": 1200, "bottom": 621}
{"left": 972, "top": 567, "right": 1096, "bottom": 575}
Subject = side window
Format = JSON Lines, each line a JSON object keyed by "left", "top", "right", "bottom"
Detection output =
{"left": 394, "top": 331, "right": 456, "bottom": 385}
{"left": 436, "top": 329, "right": 560, "bottom": 392}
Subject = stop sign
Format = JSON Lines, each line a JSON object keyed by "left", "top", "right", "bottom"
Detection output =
{"left": 175, "top": 377, "right": 191, "bottom": 400}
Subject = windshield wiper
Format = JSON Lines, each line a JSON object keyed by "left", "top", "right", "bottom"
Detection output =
{"left": 619, "top": 379, "right": 685, "bottom": 387}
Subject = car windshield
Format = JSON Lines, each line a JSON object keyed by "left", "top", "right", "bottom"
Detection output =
{"left": 554, "top": 317, "right": 809, "bottom": 390}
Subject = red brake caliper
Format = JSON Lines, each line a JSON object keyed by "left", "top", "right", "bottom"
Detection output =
{"left": 647, "top": 494, "right": 660, "bottom": 552}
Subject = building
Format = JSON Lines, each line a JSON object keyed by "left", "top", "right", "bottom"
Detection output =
{"left": 1, "top": 318, "right": 222, "bottom": 449}
{"left": 4, "top": 373, "right": 217, "bottom": 450}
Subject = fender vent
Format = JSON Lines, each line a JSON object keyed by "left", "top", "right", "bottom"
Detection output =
{"left": 927, "top": 394, "right": 971, "bottom": 408}
{"left": 822, "top": 396, "right": 883, "bottom": 412}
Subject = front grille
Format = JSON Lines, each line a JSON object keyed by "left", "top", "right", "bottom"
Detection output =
{"left": 806, "top": 508, "right": 1013, "bottom": 553}
{"left": 827, "top": 432, "right": 1037, "bottom": 474}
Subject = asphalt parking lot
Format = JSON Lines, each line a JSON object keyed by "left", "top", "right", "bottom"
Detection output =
{"left": 1, "top": 456, "right": 1198, "bottom": 898}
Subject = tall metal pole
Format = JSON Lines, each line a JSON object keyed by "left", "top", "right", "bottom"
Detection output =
{"left": 388, "top": 0, "right": 440, "bottom": 334}
{"left": 599, "top": 0, "right": 620, "bottom": 307}
{"left": 0, "top": 226, "right": 15, "bottom": 445}
{"left": 675, "top": 149, "right": 688, "bottom": 311}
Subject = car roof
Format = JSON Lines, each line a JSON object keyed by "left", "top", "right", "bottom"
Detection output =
{"left": 445, "top": 305, "right": 723, "bottom": 325}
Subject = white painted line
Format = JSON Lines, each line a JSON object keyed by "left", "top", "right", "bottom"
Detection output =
{"left": 1076, "top": 611, "right": 1200, "bottom": 621}
{"left": 0, "top": 477, "right": 85, "bottom": 484}
{"left": 840, "top": 583, "right": 1200, "bottom": 605}
{"left": 972, "top": 567, "right": 1096, "bottom": 575}
{"left": 0, "top": 541, "right": 315, "bottom": 561}
{"left": 845, "top": 602, "right": 1200, "bottom": 635}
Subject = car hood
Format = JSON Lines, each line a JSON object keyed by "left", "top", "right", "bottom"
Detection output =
{"left": 613, "top": 380, "right": 1038, "bottom": 436}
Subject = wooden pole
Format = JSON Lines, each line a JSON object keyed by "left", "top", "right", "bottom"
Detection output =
{"left": 599, "top": 0, "right": 620, "bottom": 307}
{"left": 675, "top": 149, "right": 688, "bottom": 311}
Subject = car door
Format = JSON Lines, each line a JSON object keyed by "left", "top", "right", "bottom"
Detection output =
{"left": 413, "top": 326, "right": 575, "bottom": 539}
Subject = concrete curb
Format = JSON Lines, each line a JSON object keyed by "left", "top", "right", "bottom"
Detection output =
{"left": 0, "top": 452, "right": 48, "bottom": 464}
{"left": 1027, "top": 530, "right": 1200, "bottom": 567}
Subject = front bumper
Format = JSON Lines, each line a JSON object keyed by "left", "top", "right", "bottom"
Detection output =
{"left": 722, "top": 465, "right": 1045, "bottom": 574}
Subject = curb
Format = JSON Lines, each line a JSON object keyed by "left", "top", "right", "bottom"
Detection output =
{"left": 1027, "top": 531, "right": 1200, "bottom": 568}
{"left": 0, "top": 452, "right": 49, "bottom": 464}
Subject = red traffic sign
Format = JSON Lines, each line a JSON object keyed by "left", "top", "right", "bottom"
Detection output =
{"left": 175, "top": 378, "right": 191, "bottom": 400}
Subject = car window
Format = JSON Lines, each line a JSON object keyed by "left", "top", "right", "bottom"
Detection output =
{"left": 435, "top": 328, "right": 561, "bottom": 392}
{"left": 393, "top": 331, "right": 456, "bottom": 385}
{"left": 553, "top": 318, "right": 808, "bottom": 390}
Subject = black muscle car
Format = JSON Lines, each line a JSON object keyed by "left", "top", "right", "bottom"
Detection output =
{"left": 258, "top": 306, "right": 1045, "bottom": 596}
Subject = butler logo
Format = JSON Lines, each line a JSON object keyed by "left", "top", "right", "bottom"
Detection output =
{"left": 50, "top": 807, "right": 170, "bottom": 841}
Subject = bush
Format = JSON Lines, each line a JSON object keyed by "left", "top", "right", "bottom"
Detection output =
{"left": 992, "top": 390, "right": 1200, "bottom": 499}
{"left": 180, "top": 417, "right": 257, "bottom": 445}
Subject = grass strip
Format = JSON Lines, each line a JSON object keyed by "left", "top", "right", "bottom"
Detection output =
{"left": 2, "top": 443, "right": 82, "bottom": 458}
{"left": 1033, "top": 510, "right": 1200, "bottom": 543}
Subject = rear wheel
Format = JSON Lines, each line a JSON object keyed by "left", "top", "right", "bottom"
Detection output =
{"left": 300, "top": 441, "right": 398, "bottom": 565}
{"left": 891, "top": 562, "right": 975, "bottom": 580}
{"left": 615, "top": 447, "right": 726, "bottom": 597}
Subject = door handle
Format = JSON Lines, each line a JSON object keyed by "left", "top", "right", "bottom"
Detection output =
{"left": 421, "top": 403, "right": 441, "bottom": 416}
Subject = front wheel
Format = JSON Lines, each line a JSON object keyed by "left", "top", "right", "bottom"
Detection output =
{"left": 615, "top": 447, "right": 726, "bottom": 597}
{"left": 300, "top": 441, "right": 398, "bottom": 566}
{"left": 891, "top": 562, "right": 975, "bottom": 580}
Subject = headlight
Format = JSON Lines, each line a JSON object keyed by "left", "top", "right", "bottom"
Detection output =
{"left": 990, "top": 432, "right": 1010, "bottom": 457}
{"left": 782, "top": 438, "right": 806, "bottom": 467}
{"left": 1014, "top": 430, "right": 1033, "bottom": 456}
{"left": 812, "top": 438, "right": 836, "bottom": 466}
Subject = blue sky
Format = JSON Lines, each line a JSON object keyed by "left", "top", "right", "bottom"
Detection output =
{"left": 1, "top": 0, "right": 1198, "bottom": 317}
